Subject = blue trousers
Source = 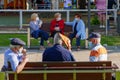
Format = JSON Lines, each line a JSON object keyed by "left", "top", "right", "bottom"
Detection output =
{"left": 69, "top": 33, "right": 81, "bottom": 47}
{"left": 31, "top": 30, "right": 49, "bottom": 46}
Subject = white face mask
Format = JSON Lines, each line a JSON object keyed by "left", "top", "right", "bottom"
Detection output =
{"left": 75, "top": 18, "right": 79, "bottom": 21}
{"left": 56, "top": 17, "right": 61, "bottom": 21}
{"left": 19, "top": 47, "right": 23, "bottom": 53}
{"left": 36, "top": 17, "right": 39, "bottom": 21}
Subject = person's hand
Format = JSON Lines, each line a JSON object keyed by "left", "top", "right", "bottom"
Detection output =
{"left": 22, "top": 49, "right": 27, "bottom": 55}
{"left": 39, "top": 21, "right": 43, "bottom": 28}
{"left": 54, "top": 27, "right": 60, "bottom": 31}
{"left": 76, "top": 34, "right": 79, "bottom": 38}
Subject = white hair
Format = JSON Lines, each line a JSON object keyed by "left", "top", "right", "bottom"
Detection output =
{"left": 54, "top": 33, "right": 62, "bottom": 45}
{"left": 54, "top": 13, "right": 61, "bottom": 18}
{"left": 95, "top": 38, "right": 101, "bottom": 43}
{"left": 31, "top": 13, "right": 38, "bottom": 21}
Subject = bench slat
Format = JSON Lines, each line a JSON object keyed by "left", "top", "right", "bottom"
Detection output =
{"left": 8, "top": 61, "right": 115, "bottom": 80}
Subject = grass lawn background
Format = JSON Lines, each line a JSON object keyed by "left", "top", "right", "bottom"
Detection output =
{"left": 0, "top": 34, "right": 120, "bottom": 47}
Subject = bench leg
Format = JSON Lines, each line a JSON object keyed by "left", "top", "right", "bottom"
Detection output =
{"left": 27, "top": 28, "right": 30, "bottom": 48}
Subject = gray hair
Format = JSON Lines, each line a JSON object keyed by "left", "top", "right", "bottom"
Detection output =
{"left": 94, "top": 38, "right": 101, "bottom": 43}
{"left": 54, "top": 33, "right": 62, "bottom": 45}
{"left": 97, "top": 38, "right": 101, "bottom": 43}
{"left": 10, "top": 44, "right": 21, "bottom": 48}
{"left": 54, "top": 13, "right": 61, "bottom": 18}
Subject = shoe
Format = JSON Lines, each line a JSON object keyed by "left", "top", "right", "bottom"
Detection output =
{"left": 77, "top": 46, "right": 80, "bottom": 51}
{"left": 39, "top": 46, "right": 45, "bottom": 51}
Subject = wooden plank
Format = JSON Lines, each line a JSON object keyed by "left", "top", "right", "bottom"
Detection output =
{"left": 8, "top": 61, "right": 113, "bottom": 80}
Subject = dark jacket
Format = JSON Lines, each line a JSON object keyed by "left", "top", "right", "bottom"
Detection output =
{"left": 42, "top": 44, "right": 75, "bottom": 61}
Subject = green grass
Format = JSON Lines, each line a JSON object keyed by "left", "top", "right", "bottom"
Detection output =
{"left": 116, "top": 71, "right": 120, "bottom": 80}
{"left": 101, "top": 36, "right": 120, "bottom": 46}
{"left": 0, "top": 34, "right": 120, "bottom": 47}
{"left": 0, "top": 72, "right": 5, "bottom": 80}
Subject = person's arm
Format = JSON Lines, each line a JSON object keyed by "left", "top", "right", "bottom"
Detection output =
{"left": 38, "top": 20, "right": 43, "bottom": 28}
{"left": 65, "top": 21, "right": 73, "bottom": 26}
{"left": 50, "top": 20, "right": 55, "bottom": 33}
{"left": 16, "top": 56, "right": 28, "bottom": 73}
{"left": 9, "top": 51, "right": 28, "bottom": 73}
{"left": 89, "top": 50, "right": 99, "bottom": 62}
{"left": 59, "top": 20, "right": 65, "bottom": 32}
{"left": 16, "top": 49, "right": 28, "bottom": 73}
{"left": 69, "top": 52, "right": 75, "bottom": 61}
{"left": 29, "top": 21, "right": 39, "bottom": 31}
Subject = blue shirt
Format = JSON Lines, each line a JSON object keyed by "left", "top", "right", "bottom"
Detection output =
{"left": 65, "top": 19, "right": 86, "bottom": 40}
{"left": 42, "top": 44, "right": 75, "bottom": 61}
{"left": 4, "top": 49, "right": 23, "bottom": 71}
{"left": 29, "top": 20, "right": 42, "bottom": 34}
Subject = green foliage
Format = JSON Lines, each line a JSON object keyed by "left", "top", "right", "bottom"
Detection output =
{"left": 90, "top": 16, "right": 100, "bottom": 25}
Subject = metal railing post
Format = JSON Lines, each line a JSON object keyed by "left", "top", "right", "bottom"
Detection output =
{"left": 19, "top": 10, "right": 23, "bottom": 29}
{"left": 67, "top": 10, "right": 70, "bottom": 22}
{"left": 106, "top": 0, "right": 108, "bottom": 36}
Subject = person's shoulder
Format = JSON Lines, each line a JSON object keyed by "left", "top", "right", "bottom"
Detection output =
{"left": 29, "top": 21, "right": 33, "bottom": 24}
{"left": 60, "top": 47, "right": 71, "bottom": 53}
{"left": 5, "top": 48, "right": 11, "bottom": 54}
{"left": 4, "top": 49, "right": 16, "bottom": 57}
{"left": 60, "top": 19, "right": 64, "bottom": 22}
{"left": 44, "top": 47, "right": 54, "bottom": 53}
{"left": 51, "top": 19, "right": 56, "bottom": 22}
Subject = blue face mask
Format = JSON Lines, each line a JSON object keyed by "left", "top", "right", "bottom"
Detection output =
{"left": 88, "top": 41, "right": 95, "bottom": 49}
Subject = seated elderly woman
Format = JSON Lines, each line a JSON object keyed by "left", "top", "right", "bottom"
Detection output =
{"left": 50, "top": 13, "right": 65, "bottom": 37}
{"left": 29, "top": 13, "right": 50, "bottom": 50}
{"left": 42, "top": 33, "right": 75, "bottom": 61}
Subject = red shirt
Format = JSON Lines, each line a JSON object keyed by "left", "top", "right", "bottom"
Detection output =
{"left": 50, "top": 19, "right": 64, "bottom": 34}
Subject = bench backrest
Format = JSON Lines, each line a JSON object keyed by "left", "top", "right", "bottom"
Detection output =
{"left": 41, "top": 23, "right": 72, "bottom": 33}
{"left": 8, "top": 61, "right": 112, "bottom": 80}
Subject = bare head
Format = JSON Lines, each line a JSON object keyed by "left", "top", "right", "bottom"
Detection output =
{"left": 53, "top": 33, "right": 62, "bottom": 45}
{"left": 31, "top": 13, "right": 38, "bottom": 21}
{"left": 54, "top": 13, "right": 62, "bottom": 21}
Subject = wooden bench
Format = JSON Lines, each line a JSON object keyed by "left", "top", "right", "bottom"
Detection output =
{"left": 27, "top": 23, "right": 72, "bottom": 48}
{"left": 7, "top": 61, "right": 118, "bottom": 80}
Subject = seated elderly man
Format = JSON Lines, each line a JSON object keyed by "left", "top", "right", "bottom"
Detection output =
{"left": 1, "top": 38, "right": 28, "bottom": 73}
{"left": 42, "top": 33, "right": 75, "bottom": 61}
{"left": 87, "top": 32, "right": 107, "bottom": 62}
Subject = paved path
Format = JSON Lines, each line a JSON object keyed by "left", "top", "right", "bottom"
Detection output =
{"left": 0, "top": 49, "right": 120, "bottom": 70}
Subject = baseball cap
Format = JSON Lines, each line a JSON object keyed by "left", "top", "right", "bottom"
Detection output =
{"left": 87, "top": 32, "right": 101, "bottom": 40}
{"left": 10, "top": 38, "right": 26, "bottom": 46}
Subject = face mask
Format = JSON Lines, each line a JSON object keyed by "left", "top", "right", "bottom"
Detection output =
{"left": 88, "top": 41, "right": 95, "bottom": 49}
{"left": 75, "top": 18, "right": 79, "bottom": 21}
{"left": 56, "top": 17, "right": 61, "bottom": 21}
{"left": 36, "top": 17, "right": 39, "bottom": 21}
{"left": 19, "top": 47, "right": 23, "bottom": 53}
